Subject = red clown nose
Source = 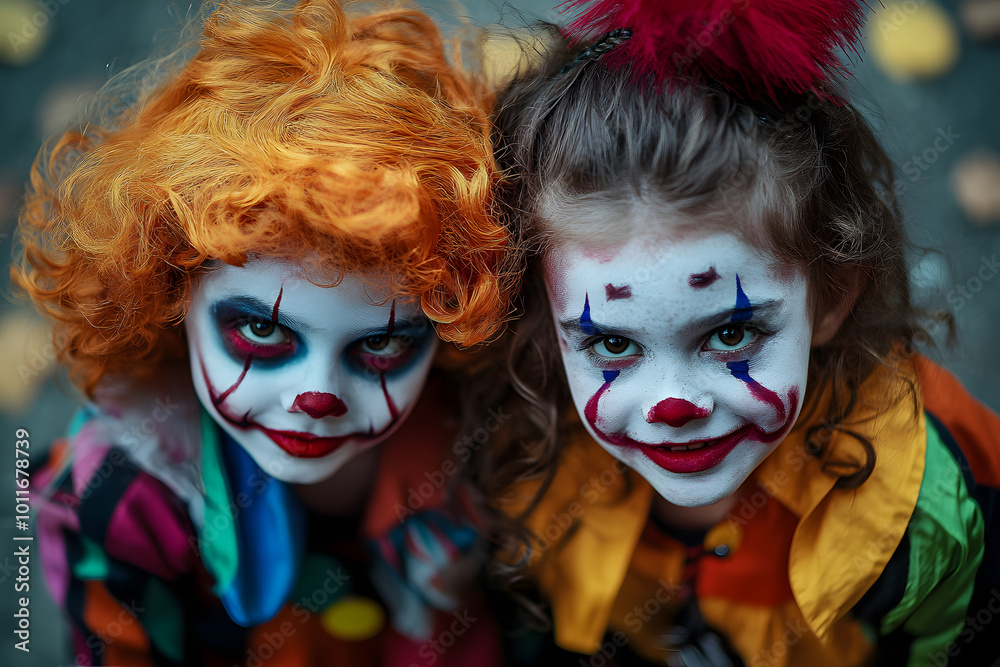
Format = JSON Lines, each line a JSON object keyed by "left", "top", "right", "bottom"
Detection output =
{"left": 646, "top": 397, "right": 710, "bottom": 427}
{"left": 290, "top": 392, "right": 348, "bottom": 419}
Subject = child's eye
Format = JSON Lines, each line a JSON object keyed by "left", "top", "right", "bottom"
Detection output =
{"left": 591, "top": 336, "right": 642, "bottom": 358}
{"left": 351, "top": 335, "right": 418, "bottom": 373}
{"left": 704, "top": 324, "right": 757, "bottom": 352}
{"left": 360, "top": 335, "right": 403, "bottom": 356}
{"left": 225, "top": 318, "right": 295, "bottom": 358}
{"left": 238, "top": 320, "right": 288, "bottom": 345}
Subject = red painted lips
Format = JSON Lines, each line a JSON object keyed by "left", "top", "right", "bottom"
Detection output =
{"left": 630, "top": 425, "right": 757, "bottom": 474}
{"left": 254, "top": 426, "right": 354, "bottom": 458}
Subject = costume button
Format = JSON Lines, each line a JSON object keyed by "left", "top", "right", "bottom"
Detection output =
{"left": 704, "top": 521, "right": 741, "bottom": 557}
{"left": 321, "top": 595, "right": 385, "bottom": 641}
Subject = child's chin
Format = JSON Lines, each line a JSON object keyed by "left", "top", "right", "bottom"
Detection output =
{"left": 637, "top": 457, "right": 754, "bottom": 509}
{"left": 649, "top": 479, "right": 739, "bottom": 508}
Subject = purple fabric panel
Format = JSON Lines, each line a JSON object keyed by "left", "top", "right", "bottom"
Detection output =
{"left": 37, "top": 496, "right": 78, "bottom": 607}
{"left": 103, "top": 470, "right": 196, "bottom": 581}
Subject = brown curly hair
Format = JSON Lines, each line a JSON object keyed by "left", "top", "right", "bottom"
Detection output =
{"left": 13, "top": 0, "right": 516, "bottom": 398}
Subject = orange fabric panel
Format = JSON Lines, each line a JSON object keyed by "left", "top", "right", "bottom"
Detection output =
{"left": 698, "top": 493, "right": 797, "bottom": 607}
{"left": 82, "top": 581, "right": 152, "bottom": 667}
{"left": 916, "top": 355, "right": 1000, "bottom": 487}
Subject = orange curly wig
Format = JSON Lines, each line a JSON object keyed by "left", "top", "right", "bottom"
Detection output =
{"left": 14, "top": 0, "right": 514, "bottom": 397}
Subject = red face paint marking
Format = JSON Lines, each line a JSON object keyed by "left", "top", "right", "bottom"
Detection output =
{"left": 379, "top": 299, "right": 400, "bottom": 420}
{"left": 646, "top": 398, "right": 710, "bottom": 427}
{"left": 213, "top": 356, "right": 252, "bottom": 407}
{"left": 605, "top": 283, "right": 632, "bottom": 301}
{"left": 290, "top": 391, "right": 348, "bottom": 419}
{"left": 583, "top": 370, "right": 620, "bottom": 428}
{"left": 271, "top": 286, "right": 283, "bottom": 322}
{"left": 688, "top": 267, "right": 719, "bottom": 288}
{"left": 585, "top": 372, "right": 800, "bottom": 474}
{"left": 743, "top": 378, "right": 787, "bottom": 423}
{"left": 380, "top": 374, "right": 400, "bottom": 421}
{"left": 198, "top": 354, "right": 386, "bottom": 460}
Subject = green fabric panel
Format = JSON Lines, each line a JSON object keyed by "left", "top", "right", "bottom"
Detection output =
{"left": 141, "top": 578, "right": 185, "bottom": 663}
{"left": 72, "top": 535, "right": 109, "bottom": 581}
{"left": 197, "top": 408, "right": 239, "bottom": 594}
{"left": 877, "top": 416, "right": 984, "bottom": 667}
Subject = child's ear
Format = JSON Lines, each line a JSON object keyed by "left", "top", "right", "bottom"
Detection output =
{"left": 811, "top": 269, "right": 866, "bottom": 347}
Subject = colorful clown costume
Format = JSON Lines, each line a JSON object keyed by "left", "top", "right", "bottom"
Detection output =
{"left": 36, "top": 388, "right": 499, "bottom": 667}
{"left": 504, "top": 355, "right": 1000, "bottom": 666}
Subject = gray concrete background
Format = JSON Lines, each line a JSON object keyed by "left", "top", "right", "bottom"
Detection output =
{"left": 0, "top": 1, "right": 997, "bottom": 665}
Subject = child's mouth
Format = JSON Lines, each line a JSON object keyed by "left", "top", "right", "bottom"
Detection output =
{"left": 661, "top": 436, "right": 724, "bottom": 451}
{"left": 630, "top": 426, "right": 752, "bottom": 473}
{"left": 255, "top": 426, "right": 355, "bottom": 458}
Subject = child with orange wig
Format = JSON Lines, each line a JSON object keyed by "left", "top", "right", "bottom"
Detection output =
{"left": 14, "top": 1, "right": 512, "bottom": 665}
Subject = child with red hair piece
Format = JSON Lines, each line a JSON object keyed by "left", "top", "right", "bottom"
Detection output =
{"left": 473, "top": 1, "right": 1000, "bottom": 665}
{"left": 14, "top": 1, "right": 513, "bottom": 664}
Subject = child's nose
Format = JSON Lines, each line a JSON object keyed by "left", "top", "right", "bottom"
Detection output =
{"left": 646, "top": 397, "right": 711, "bottom": 427}
{"left": 289, "top": 391, "right": 348, "bottom": 419}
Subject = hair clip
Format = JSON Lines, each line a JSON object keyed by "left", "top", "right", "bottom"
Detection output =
{"left": 558, "top": 27, "right": 633, "bottom": 76}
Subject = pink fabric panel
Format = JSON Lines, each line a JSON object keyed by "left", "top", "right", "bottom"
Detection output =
{"left": 103, "top": 471, "right": 196, "bottom": 581}
{"left": 70, "top": 423, "right": 111, "bottom": 499}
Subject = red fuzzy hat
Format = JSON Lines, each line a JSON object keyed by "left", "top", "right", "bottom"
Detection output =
{"left": 560, "top": 0, "right": 867, "bottom": 100}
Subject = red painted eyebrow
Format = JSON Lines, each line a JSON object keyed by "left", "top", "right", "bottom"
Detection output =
{"left": 605, "top": 284, "right": 632, "bottom": 301}
{"left": 688, "top": 267, "right": 719, "bottom": 288}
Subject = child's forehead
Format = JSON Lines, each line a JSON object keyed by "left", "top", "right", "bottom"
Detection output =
{"left": 543, "top": 232, "right": 806, "bottom": 313}
{"left": 546, "top": 231, "right": 764, "bottom": 277}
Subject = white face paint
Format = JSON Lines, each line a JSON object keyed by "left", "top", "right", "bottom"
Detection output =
{"left": 185, "top": 256, "right": 437, "bottom": 485}
{"left": 544, "top": 225, "right": 814, "bottom": 507}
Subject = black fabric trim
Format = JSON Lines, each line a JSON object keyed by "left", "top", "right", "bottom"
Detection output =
{"left": 191, "top": 605, "right": 252, "bottom": 662}
{"left": 853, "top": 532, "right": 911, "bottom": 628}
{"left": 63, "top": 527, "right": 101, "bottom": 665}
{"left": 77, "top": 448, "right": 142, "bottom": 547}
